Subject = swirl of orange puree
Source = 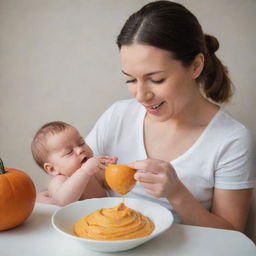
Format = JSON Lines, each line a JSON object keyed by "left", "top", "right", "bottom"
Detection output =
{"left": 73, "top": 202, "right": 154, "bottom": 240}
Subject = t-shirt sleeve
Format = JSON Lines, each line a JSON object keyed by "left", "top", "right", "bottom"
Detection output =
{"left": 214, "top": 127, "right": 256, "bottom": 189}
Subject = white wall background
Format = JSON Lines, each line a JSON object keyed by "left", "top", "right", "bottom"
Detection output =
{"left": 0, "top": 0, "right": 255, "bottom": 239}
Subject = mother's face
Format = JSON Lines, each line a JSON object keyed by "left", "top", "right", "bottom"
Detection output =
{"left": 120, "top": 43, "right": 204, "bottom": 122}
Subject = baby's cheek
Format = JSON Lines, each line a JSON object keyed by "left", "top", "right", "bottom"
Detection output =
{"left": 83, "top": 143, "right": 93, "bottom": 156}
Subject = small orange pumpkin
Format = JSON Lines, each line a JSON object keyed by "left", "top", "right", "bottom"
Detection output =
{"left": 105, "top": 164, "right": 136, "bottom": 196}
{"left": 0, "top": 158, "right": 36, "bottom": 231}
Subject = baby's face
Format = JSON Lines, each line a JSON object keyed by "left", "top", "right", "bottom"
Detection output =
{"left": 45, "top": 126, "right": 93, "bottom": 176}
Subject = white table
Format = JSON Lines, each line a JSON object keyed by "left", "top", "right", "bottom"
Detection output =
{"left": 0, "top": 203, "right": 255, "bottom": 256}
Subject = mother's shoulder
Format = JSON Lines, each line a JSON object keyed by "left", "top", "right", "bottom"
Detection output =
{"left": 213, "top": 108, "right": 252, "bottom": 141}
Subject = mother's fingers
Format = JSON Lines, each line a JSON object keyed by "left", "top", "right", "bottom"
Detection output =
{"left": 139, "top": 179, "right": 171, "bottom": 198}
{"left": 134, "top": 172, "right": 162, "bottom": 184}
{"left": 128, "top": 158, "right": 171, "bottom": 174}
{"left": 128, "top": 159, "right": 158, "bottom": 172}
{"left": 139, "top": 181, "right": 157, "bottom": 191}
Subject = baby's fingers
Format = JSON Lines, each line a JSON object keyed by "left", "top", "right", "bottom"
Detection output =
{"left": 98, "top": 162, "right": 107, "bottom": 170}
{"left": 99, "top": 156, "right": 118, "bottom": 165}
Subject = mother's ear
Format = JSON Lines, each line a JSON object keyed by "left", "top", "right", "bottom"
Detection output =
{"left": 43, "top": 163, "right": 60, "bottom": 176}
{"left": 191, "top": 53, "right": 204, "bottom": 79}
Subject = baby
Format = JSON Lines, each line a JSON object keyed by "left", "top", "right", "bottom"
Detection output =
{"left": 31, "top": 121, "right": 116, "bottom": 206}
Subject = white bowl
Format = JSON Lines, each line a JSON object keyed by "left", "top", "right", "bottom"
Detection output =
{"left": 52, "top": 197, "right": 173, "bottom": 252}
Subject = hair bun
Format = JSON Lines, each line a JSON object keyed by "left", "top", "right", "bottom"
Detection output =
{"left": 204, "top": 34, "right": 219, "bottom": 54}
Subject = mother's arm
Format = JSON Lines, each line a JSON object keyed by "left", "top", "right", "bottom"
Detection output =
{"left": 211, "top": 188, "right": 252, "bottom": 231}
{"left": 168, "top": 183, "right": 252, "bottom": 232}
{"left": 129, "top": 159, "right": 253, "bottom": 232}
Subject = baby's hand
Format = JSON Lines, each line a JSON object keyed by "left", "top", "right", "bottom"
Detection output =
{"left": 81, "top": 156, "right": 117, "bottom": 176}
{"left": 36, "top": 190, "right": 56, "bottom": 205}
{"left": 102, "top": 156, "right": 118, "bottom": 165}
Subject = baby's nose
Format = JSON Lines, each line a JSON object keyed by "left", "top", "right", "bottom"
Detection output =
{"left": 76, "top": 147, "right": 84, "bottom": 155}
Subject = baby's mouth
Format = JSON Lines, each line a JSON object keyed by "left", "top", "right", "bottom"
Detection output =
{"left": 81, "top": 157, "right": 88, "bottom": 164}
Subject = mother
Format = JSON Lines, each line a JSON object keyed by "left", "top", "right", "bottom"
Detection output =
{"left": 42, "top": 1, "right": 256, "bottom": 231}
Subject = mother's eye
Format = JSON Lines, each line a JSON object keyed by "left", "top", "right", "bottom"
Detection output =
{"left": 150, "top": 78, "right": 165, "bottom": 84}
{"left": 126, "top": 79, "right": 136, "bottom": 84}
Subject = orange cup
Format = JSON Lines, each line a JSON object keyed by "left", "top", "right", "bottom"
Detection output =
{"left": 105, "top": 164, "right": 136, "bottom": 195}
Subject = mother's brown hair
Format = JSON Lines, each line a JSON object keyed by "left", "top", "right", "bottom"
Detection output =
{"left": 116, "top": 0, "right": 232, "bottom": 103}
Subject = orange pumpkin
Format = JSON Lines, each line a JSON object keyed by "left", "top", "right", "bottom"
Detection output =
{"left": 0, "top": 158, "right": 36, "bottom": 231}
{"left": 105, "top": 164, "right": 136, "bottom": 195}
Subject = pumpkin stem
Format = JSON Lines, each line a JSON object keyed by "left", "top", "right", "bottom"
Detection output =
{"left": 0, "top": 158, "right": 6, "bottom": 174}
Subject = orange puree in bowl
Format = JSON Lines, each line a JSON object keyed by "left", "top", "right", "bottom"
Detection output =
{"left": 73, "top": 202, "right": 154, "bottom": 240}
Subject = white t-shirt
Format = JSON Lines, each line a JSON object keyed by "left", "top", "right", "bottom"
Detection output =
{"left": 86, "top": 99, "right": 256, "bottom": 222}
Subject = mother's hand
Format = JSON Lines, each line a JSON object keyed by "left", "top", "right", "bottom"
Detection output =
{"left": 128, "top": 159, "right": 181, "bottom": 199}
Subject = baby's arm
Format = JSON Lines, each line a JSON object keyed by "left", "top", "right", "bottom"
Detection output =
{"left": 48, "top": 156, "right": 114, "bottom": 206}
{"left": 79, "top": 175, "right": 106, "bottom": 200}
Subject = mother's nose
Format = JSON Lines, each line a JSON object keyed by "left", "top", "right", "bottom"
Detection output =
{"left": 135, "top": 83, "right": 153, "bottom": 102}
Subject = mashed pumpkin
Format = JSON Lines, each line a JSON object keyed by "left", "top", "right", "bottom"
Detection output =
{"left": 73, "top": 202, "right": 154, "bottom": 240}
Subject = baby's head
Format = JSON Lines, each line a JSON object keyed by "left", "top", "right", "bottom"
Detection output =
{"left": 31, "top": 121, "right": 93, "bottom": 176}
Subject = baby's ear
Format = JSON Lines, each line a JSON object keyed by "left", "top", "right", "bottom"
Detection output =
{"left": 43, "top": 163, "right": 59, "bottom": 176}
